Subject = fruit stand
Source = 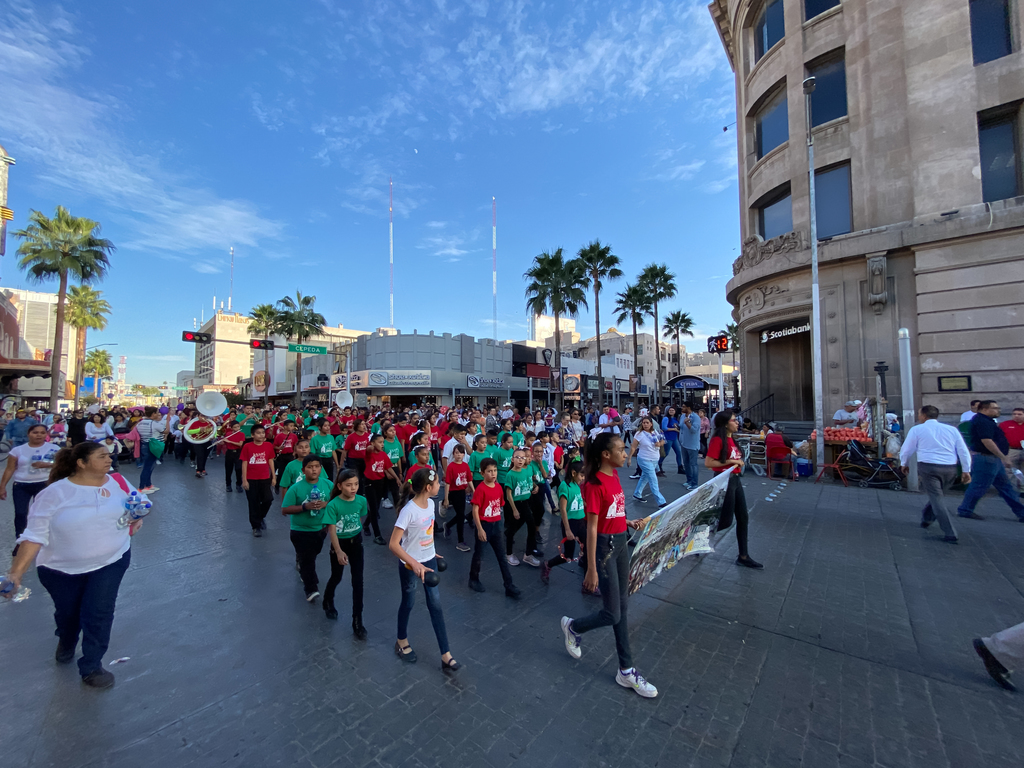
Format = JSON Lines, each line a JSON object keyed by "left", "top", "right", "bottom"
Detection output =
{"left": 807, "top": 426, "right": 877, "bottom": 471}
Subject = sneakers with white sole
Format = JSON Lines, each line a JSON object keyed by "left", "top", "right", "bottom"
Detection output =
{"left": 507, "top": 554, "right": 520, "bottom": 566}
{"left": 522, "top": 554, "right": 541, "bottom": 567}
{"left": 615, "top": 668, "right": 658, "bottom": 698}
{"left": 305, "top": 591, "right": 320, "bottom": 603}
{"left": 382, "top": 498, "right": 393, "bottom": 509}
{"left": 561, "top": 616, "right": 581, "bottom": 659}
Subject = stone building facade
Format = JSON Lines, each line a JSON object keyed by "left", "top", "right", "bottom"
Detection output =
{"left": 710, "top": 0, "right": 1024, "bottom": 421}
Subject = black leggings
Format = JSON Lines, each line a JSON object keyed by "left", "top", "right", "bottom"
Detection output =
{"left": 324, "top": 534, "right": 364, "bottom": 619}
{"left": 504, "top": 496, "right": 538, "bottom": 556}
{"left": 718, "top": 473, "right": 750, "bottom": 558}
{"left": 319, "top": 457, "right": 336, "bottom": 483}
{"left": 364, "top": 478, "right": 387, "bottom": 538}
{"left": 546, "top": 516, "right": 588, "bottom": 570}
{"left": 444, "top": 489, "right": 467, "bottom": 542}
{"left": 224, "top": 449, "right": 242, "bottom": 486}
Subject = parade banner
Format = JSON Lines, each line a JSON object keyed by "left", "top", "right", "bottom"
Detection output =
{"left": 627, "top": 470, "right": 732, "bottom": 594}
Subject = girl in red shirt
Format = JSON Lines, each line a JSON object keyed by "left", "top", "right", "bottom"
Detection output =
{"left": 240, "top": 425, "right": 277, "bottom": 536}
{"left": 442, "top": 444, "right": 474, "bottom": 550}
{"left": 704, "top": 410, "right": 762, "bottom": 570}
{"left": 363, "top": 434, "right": 399, "bottom": 545}
{"left": 343, "top": 419, "right": 371, "bottom": 496}
{"left": 559, "top": 433, "right": 657, "bottom": 699}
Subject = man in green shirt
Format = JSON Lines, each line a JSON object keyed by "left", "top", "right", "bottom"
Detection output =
{"left": 310, "top": 422, "right": 339, "bottom": 482}
{"left": 236, "top": 405, "right": 258, "bottom": 440}
{"left": 282, "top": 456, "right": 334, "bottom": 602}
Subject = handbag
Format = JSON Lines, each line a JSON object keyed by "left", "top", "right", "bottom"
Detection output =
{"left": 148, "top": 438, "right": 165, "bottom": 459}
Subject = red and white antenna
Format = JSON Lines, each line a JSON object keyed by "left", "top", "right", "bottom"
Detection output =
{"left": 389, "top": 178, "right": 394, "bottom": 327}
{"left": 492, "top": 196, "right": 497, "bottom": 342}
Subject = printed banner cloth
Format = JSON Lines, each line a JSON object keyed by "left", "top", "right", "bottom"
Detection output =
{"left": 627, "top": 470, "right": 732, "bottom": 594}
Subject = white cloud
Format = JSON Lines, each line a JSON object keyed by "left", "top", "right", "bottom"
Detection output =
{"left": 426, "top": 220, "right": 447, "bottom": 228}
{"left": 651, "top": 160, "right": 705, "bottom": 182}
{"left": 0, "top": 4, "right": 283, "bottom": 261}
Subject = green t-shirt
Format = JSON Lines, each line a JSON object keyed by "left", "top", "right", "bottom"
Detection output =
{"left": 279, "top": 458, "right": 305, "bottom": 490}
{"left": 408, "top": 449, "right": 435, "bottom": 468}
{"left": 236, "top": 413, "right": 258, "bottom": 438}
{"left": 370, "top": 422, "right": 382, "bottom": 435}
{"left": 531, "top": 460, "right": 546, "bottom": 484}
{"left": 383, "top": 438, "right": 403, "bottom": 464}
{"left": 282, "top": 477, "right": 334, "bottom": 531}
{"left": 323, "top": 494, "right": 368, "bottom": 538}
{"left": 494, "top": 446, "right": 514, "bottom": 485}
{"left": 310, "top": 434, "right": 337, "bottom": 459}
{"left": 512, "top": 432, "right": 526, "bottom": 448}
{"left": 468, "top": 450, "right": 488, "bottom": 482}
{"left": 484, "top": 443, "right": 499, "bottom": 460}
{"left": 559, "top": 480, "right": 585, "bottom": 520}
{"left": 506, "top": 466, "right": 535, "bottom": 501}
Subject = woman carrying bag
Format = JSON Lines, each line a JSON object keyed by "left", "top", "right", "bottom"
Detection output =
{"left": 704, "top": 410, "right": 763, "bottom": 570}
{"left": 134, "top": 406, "right": 168, "bottom": 493}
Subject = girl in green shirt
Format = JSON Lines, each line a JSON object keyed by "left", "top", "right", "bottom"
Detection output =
{"left": 468, "top": 434, "right": 489, "bottom": 483}
{"left": 310, "top": 422, "right": 340, "bottom": 482}
{"left": 504, "top": 449, "right": 541, "bottom": 567}
{"left": 322, "top": 469, "right": 367, "bottom": 637}
{"left": 381, "top": 424, "right": 404, "bottom": 510}
{"left": 541, "top": 461, "right": 588, "bottom": 583}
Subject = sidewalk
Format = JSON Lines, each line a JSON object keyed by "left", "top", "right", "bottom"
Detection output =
{"left": 0, "top": 462, "right": 1022, "bottom": 767}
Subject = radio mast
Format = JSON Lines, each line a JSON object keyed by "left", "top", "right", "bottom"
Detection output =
{"left": 389, "top": 178, "right": 394, "bottom": 327}
{"left": 228, "top": 246, "right": 234, "bottom": 311}
{"left": 492, "top": 196, "right": 497, "bottom": 343}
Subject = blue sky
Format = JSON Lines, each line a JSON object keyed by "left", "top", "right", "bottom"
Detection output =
{"left": 0, "top": 0, "right": 739, "bottom": 385}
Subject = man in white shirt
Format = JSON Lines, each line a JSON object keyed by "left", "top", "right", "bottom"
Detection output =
{"left": 900, "top": 405, "right": 972, "bottom": 542}
{"left": 960, "top": 400, "right": 981, "bottom": 423}
{"left": 598, "top": 405, "right": 622, "bottom": 435}
{"left": 833, "top": 401, "right": 858, "bottom": 426}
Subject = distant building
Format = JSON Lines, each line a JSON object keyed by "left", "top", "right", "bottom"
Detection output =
{"left": 250, "top": 321, "right": 371, "bottom": 399}
{"left": 530, "top": 314, "right": 579, "bottom": 345}
{"left": 0, "top": 288, "right": 79, "bottom": 401}
{"left": 193, "top": 311, "right": 255, "bottom": 389}
{"left": 550, "top": 328, "right": 678, "bottom": 398}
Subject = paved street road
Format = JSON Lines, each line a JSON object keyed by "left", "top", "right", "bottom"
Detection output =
{"left": 2, "top": 456, "right": 1023, "bottom": 768}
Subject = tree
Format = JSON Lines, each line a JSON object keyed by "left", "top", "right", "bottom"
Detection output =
{"left": 524, "top": 249, "right": 588, "bottom": 411}
{"left": 66, "top": 285, "right": 112, "bottom": 409}
{"left": 614, "top": 284, "right": 651, "bottom": 401}
{"left": 13, "top": 206, "right": 114, "bottom": 411}
{"left": 574, "top": 240, "right": 622, "bottom": 407}
{"left": 275, "top": 292, "right": 326, "bottom": 408}
{"left": 638, "top": 264, "right": 677, "bottom": 406}
{"left": 662, "top": 310, "right": 695, "bottom": 380}
{"left": 248, "top": 303, "right": 282, "bottom": 409}
{"left": 84, "top": 348, "right": 113, "bottom": 397}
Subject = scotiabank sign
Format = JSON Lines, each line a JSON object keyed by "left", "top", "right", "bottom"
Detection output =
{"left": 760, "top": 323, "right": 810, "bottom": 343}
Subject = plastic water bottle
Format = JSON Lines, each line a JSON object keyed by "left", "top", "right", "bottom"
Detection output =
{"left": 117, "top": 491, "right": 153, "bottom": 529}
{"left": 0, "top": 577, "right": 31, "bottom": 602}
{"left": 307, "top": 487, "right": 322, "bottom": 516}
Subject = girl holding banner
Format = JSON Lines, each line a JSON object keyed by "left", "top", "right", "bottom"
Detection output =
{"left": 705, "top": 410, "right": 763, "bottom": 570}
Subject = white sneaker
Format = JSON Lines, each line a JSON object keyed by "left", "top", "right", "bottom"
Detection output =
{"left": 305, "top": 591, "right": 320, "bottom": 603}
{"left": 507, "top": 554, "right": 520, "bottom": 566}
{"left": 382, "top": 498, "right": 393, "bottom": 509}
{"left": 522, "top": 554, "right": 541, "bottom": 567}
{"left": 616, "top": 668, "right": 658, "bottom": 698}
{"left": 561, "top": 616, "right": 581, "bottom": 659}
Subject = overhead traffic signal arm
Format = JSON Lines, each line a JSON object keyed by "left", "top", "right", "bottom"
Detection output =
{"left": 181, "top": 332, "right": 272, "bottom": 348}
{"left": 182, "top": 331, "right": 212, "bottom": 344}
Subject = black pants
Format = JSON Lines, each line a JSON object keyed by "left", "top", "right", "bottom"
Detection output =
{"left": 444, "top": 489, "right": 467, "bottom": 543}
{"left": 190, "top": 442, "right": 209, "bottom": 473}
{"left": 246, "top": 478, "right": 274, "bottom": 530}
{"left": 387, "top": 476, "right": 400, "bottom": 505}
{"left": 13, "top": 481, "right": 47, "bottom": 538}
{"left": 470, "top": 519, "right": 515, "bottom": 590}
{"left": 504, "top": 497, "right": 538, "bottom": 556}
{"left": 546, "top": 517, "right": 588, "bottom": 570}
{"left": 364, "top": 478, "right": 387, "bottom": 538}
{"left": 324, "top": 534, "right": 363, "bottom": 619}
{"left": 224, "top": 449, "right": 242, "bottom": 487}
{"left": 319, "top": 457, "right": 336, "bottom": 483}
{"left": 530, "top": 492, "right": 546, "bottom": 533}
{"left": 174, "top": 441, "right": 188, "bottom": 463}
{"left": 37, "top": 549, "right": 131, "bottom": 676}
{"left": 572, "top": 533, "right": 632, "bottom": 670}
{"left": 346, "top": 457, "right": 366, "bottom": 497}
{"left": 276, "top": 455, "right": 293, "bottom": 488}
{"left": 718, "top": 473, "right": 750, "bottom": 558}
{"left": 290, "top": 529, "right": 326, "bottom": 595}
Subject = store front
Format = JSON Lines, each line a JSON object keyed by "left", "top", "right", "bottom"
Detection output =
{"left": 754, "top": 318, "right": 813, "bottom": 421}
{"left": 664, "top": 375, "right": 718, "bottom": 409}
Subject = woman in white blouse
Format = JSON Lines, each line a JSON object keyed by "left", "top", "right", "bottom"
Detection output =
{"left": 85, "top": 413, "right": 114, "bottom": 442}
{"left": 7, "top": 441, "right": 146, "bottom": 689}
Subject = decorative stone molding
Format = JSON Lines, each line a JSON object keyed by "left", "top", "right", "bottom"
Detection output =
{"left": 740, "top": 283, "right": 790, "bottom": 312}
{"left": 732, "top": 230, "right": 807, "bottom": 276}
{"left": 867, "top": 253, "right": 888, "bottom": 314}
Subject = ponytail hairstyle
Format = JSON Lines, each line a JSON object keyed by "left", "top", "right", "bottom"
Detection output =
{"left": 368, "top": 433, "right": 384, "bottom": 454}
{"left": 397, "top": 466, "right": 438, "bottom": 510}
{"left": 49, "top": 442, "right": 106, "bottom": 484}
{"left": 712, "top": 409, "right": 735, "bottom": 463}
{"left": 330, "top": 468, "right": 360, "bottom": 501}
{"left": 583, "top": 432, "right": 617, "bottom": 486}
{"left": 566, "top": 460, "right": 584, "bottom": 485}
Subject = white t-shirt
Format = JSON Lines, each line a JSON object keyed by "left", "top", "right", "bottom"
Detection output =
{"left": 960, "top": 410, "right": 976, "bottom": 423}
{"left": 18, "top": 474, "right": 140, "bottom": 574}
{"left": 395, "top": 498, "right": 436, "bottom": 564}
{"left": 442, "top": 437, "right": 466, "bottom": 464}
{"left": 598, "top": 413, "right": 621, "bottom": 435}
{"left": 9, "top": 442, "right": 61, "bottom": 483}
{"left": 634, "top": 431, "right": 662, "bottom": 462}
{"left": 833, "top": 409, "right": 857, "bottom": 425}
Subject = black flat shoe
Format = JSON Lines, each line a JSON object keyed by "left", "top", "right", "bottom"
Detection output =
{"left": 324, "top": 603, "right": 338, "bottom": 620}
{"left": 442, "top": 657, "right": 461, "bottom": 672}
{"left": 395, "top": 641, "right": 417, "bottom": 663}
{"left": 942, "top": 536, "right": 959, "bottom": 544}
{"left": 353, "top": 620, "right": 367, "bottom": 640}
{"left": 920, "top": 520, "right": 932, "bottom": 528}
{"left": 974, "top": 638, "right": 1016, "bottom": 691}
{"left": 469, "top": 580, "right": 486, "bottom": 593}
{"left": 82, "top": 669, "right": 115, "bottom": 689}
{"left": 736, "top": 556, "right": 764, "bottom": 569}
{"left": 374, "top": 535, "right": 386, "bottom": 545}
{"left": 959, "top": 512, "right": 985, "bottom": 520}
{"left": 55, "top": 640, "right": 76, "bottom": 664}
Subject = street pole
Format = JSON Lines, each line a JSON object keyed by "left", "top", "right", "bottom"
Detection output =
{"left": 898, "top": 328, "right": 917, "bottom": 490}
{"left": 718, "top": 352, "right": 724, "bottom": 411}
{"left": 804, "top": 76, "right": 826, "bottom": 473}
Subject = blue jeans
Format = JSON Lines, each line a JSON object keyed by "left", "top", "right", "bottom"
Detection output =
{"left": 659, "top": 439, "right": 682, "bottom": 470}
{"left": 12, "top": 481, "right": 47, "bottom": 538}
{"left": 139, "top": 443, "right": 157, "bottom": 488}
{"left": 958, "top": 453, "right": 1024, "bottom": 519}
{"left": 635, "top": 458, "right": 666, "bottom": 505}
{"left": 37, "top": 549, "right": 131, "bottom": 675}
{"left": 682, "top": 447, "right": 700, "bottom": 487}
{"left": 397, "top": 557, "right": 450, "bottom": 655}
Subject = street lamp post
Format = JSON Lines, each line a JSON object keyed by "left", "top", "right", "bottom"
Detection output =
{"left": 803, "top": 76, "right": 826, "bottom": 474}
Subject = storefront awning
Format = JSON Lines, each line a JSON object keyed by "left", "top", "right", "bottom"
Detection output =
{"left": 665, "top": 374, "right": 720, "bottom": 390}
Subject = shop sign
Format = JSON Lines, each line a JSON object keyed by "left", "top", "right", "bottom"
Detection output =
{"left": 254, "top": 370, "right": 271, "bottom": 393}
{"left": 673, "top": 378, "right": 707, "bottom": 389}
{"left": 467, "top": 375, "right": 505, "bottom": 388}
{"left": 350, "top": 370, "right": 431, "bottom": 388}
{"left": 760, "top": 323, "right": 810, "bottom": 343}
{"left": 563, "top": 393, "right": 581, "bottom": 401}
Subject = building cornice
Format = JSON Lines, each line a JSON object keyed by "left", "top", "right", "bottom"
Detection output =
{"left": 708, "top": 0, "right": 735, "bottom": 72}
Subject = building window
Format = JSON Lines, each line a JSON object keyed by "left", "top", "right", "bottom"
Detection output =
{"left": 970, "top": 0, "right": 1013, "bottom": 65}
{"left": 979, "top": 113, "right": 1021, "bottom": 201}
{"left": 637, "top": 366, "right": 644, "bottom": 376}
{"left": 755, "top": 90, "right": 788, "bottom": 158}
{"left": 805, "top": 0, "right": 840, "bottom": 20}
{"left": 757, "top": 188, "right": 793, "bottom": 240}
{"left": 815, "top": 163, "right": 853, "bottom": 238}
{"left": 754, "top": 0, "right": 785, "bottom": 62}
{"left": 808, "top": 57, "right": 846, "bottom": 127}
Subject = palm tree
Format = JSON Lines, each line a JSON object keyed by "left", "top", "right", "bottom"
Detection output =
{"left": 638, "top": 264, "right": 677, "bottom": 406}
{"left": 248, "top": 303, "right": 282, "bottom": 409}
{"left": 66, "top": 285, "right": 112, "bottom": 409}
{"left": 614, "top": 284, "right": 651, "bottom": 401}
{"left": 14, "top": 206, "right": 114, "bottom": 410}
{"left": 276, "top": 292, "right": 326, "bottom": 408}
{"left": 84, "top": 348, "right": 113, "bottom": 398}
{"left": 662, "top": 310, "right": 695, "bottom": 380}
{"left": 574, "top": 240, "right": 622, "bottom": 406}
{"left": 524, "top": 249, "right": 588, "bottom": 410}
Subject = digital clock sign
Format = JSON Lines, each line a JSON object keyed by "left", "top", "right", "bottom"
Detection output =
{"left": 707, "top": 334, "right": 730, "bottom": 354}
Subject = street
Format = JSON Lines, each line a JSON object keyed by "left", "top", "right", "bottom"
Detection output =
{"left": 2, "top": 459, "right": 1023, "bottom": 768}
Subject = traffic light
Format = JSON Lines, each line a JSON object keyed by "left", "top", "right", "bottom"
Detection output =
{"left": 182, "top": 331, "right": 212, "bottom": 344}
{"left": 250, "top": 339, "right": 275, "bottom": 350}
{"left": 707, "top": 334, "right": 729, "bottom": 354}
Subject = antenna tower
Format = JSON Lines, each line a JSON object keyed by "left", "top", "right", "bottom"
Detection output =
{"left": 492, "top": 197, "right": 497, "bottom": 343}
{"left": 229, "top": 246, "right": 234, "bottom": 311}
{"left": 389, "top": 178, "right": 394, "bottom": 327}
